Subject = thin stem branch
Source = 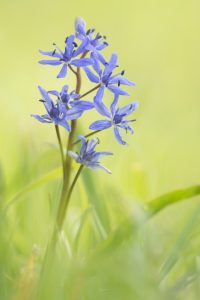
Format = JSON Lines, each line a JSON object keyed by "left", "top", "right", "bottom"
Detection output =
{"left": 68, "top": 64, "right": 77, "bottom": 76}
{"left": 57, "top": 165, "right": 84, "bottom": 230}
{"left": 55, "top": 125, "right": 65, "bottom": 179}
{"left": 81, "top": 50, "right": 89, "bottom": 58}
{"left": 73, "top": 129, "right": 102, "bottom": 145}
{"left": 76, "top": 84, "right": 101, "bottom": 100}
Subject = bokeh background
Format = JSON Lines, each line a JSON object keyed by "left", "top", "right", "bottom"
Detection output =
{"left": 0, "top": 0, "right": 200, "bottom": 299}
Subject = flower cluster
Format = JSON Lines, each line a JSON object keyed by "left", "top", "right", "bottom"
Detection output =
{"left": 32, "top": 17, "right": 138, "bottom": 173}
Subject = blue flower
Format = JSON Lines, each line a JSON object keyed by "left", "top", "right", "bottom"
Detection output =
{"left": 39, "top": 35, "right": 92, "bottom": 78}
{"left": 84, "top": 53, "right": 135, "bottom": 102}
{"left": 75, "top": 17, "right": 108, "bottom": 63}
{"left": 32, "top": 86, "right": 89, "bottom": 131}
{"left": 68, "top": 135, "right": 113, "bottom": 173}
{"left": 89, "top": 94, "right": 138, "bottom": 145}
{"left": 48, "top": 85, "right": 94, "bottom": 113}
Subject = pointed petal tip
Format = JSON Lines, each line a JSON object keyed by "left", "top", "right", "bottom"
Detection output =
{"left": 38, "top": 85, "right": 44, "bottom": 92}
{"left": 75, "top": 16, "right": 86, "bottom": 27}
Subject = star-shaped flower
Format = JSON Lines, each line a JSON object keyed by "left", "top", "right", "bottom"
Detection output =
{"left": 75, "top": 16, "right": 108, "bottom": 63}
{"left": 68, "top": 135, "right": 113, "bottom": 173}
{"left": 84, "top": 53, "right": 135, "bottom": 102}
{"left": 39, "top": 35, "right": 92, "bottom": 78}
{"left": 89, "top": 94, "right": 138, "bottom": 145}
{"left": 31, "top": 86, "right": 90, "bottom": 131}
{"left": 48, "top": 85, "right": 94, "bottom": 114}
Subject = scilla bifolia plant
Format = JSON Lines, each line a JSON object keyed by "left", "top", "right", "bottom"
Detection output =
{"left": 32, "top": 17, "right": 138, "bottom": 236}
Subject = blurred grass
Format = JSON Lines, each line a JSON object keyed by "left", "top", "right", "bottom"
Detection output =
{"left": 0, "top": 0, "right": 200, "bottom": 299}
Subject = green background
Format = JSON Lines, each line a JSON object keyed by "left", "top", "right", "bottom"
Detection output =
{"left": 0, "top": 0, "right": 200, "bottom": 299}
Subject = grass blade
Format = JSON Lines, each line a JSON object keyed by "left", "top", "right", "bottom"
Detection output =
{"left": 147, "top": 185, "right": 200, "bottom": 215}
{"left": 4, "top": 167, "right": 61, "bottom": 212}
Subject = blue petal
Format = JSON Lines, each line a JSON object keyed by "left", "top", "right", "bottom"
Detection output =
{"left": 71, "top": 58, "right": 92, "bottom": 67}
{"left": 65, "top": 35, "right": 75, "bottom": 57}
{"left": 79, "top": 135, "right": 88, "bottom": 156}
{"left": 114, "top": 127, "right": 127, "bottom": 145}
{"left": 110, "top": 94, "right": 119, "bottom": 116}
{"left": 107, "top": 85, "right": 129, "bottom": 96}
{"left": 91, "top": 151, "right": 113, "bottom": 161}
{"left": 84, "top": 67, "right": 99, "bottom": 83}
{"left": 104, "top": 53, "right": 118, "bottom": 75}
{"left": 96, "top": 52, "right": 107, "bottom": 64}
{"left": 89, "top": 120, "right": 112, "bottom": 130}
{"left": 57, "top": 64, "right": 68, "bottom": 78}
{"left": 94, "top": 86, "right": 111, "bottom": 118}
{"left": 118, "top": 101, "right": 139, "bottom": 116}
{"left": 70, "top": 91, "right": 79, "bottom": 99}
{"left": 66, "top": 108, "right": 83, "bottom": 120}
{"left": 96, "top": 43, "right": 108, "bottom": 51}
{"left": 57, "top": 101, "right": 68, "bottom": 116}
{"left": 39, "top": 60, "right": 62, "bottom": 65}
{"left": 39, "top": 49, "right": 62, "bottom": 59}
{"left": 48, "top": 90, "right": 60, "bottom": 97}
{"left": 109, "top": 53, "right": 118, "bottom": 66}
{"left": 61, "top": 85, "right": 69, "bottom": 95}
{"left": 31, "top": 114, "right": 51, "bottom": 123}
{"left": 72, "top": 101, "right": 94, "bottom": 110}
{"left": 74, "top": 39, "right": 89, "bottom": 56}
{"left": 86, "top": 138, "right": 99, "bottom": 153}
{"left": 87, "top": 162, "right": 112, "bottom": 174}
{"left": 38, "top": 86, "right": 53, "bottom": 111}
{"left": 56, "top": 119, "right": 71, "bottom": 132}
{"left": 118, "top": 122, "right": 134, "bottom": 134}
{"left": 91, "top": 52, "right": 101, "bottom": 74}
{"left": 68, "top": 150, "right": 79, "bottom": 161}
{"left": 75, "top": 17, "right": 86, "bottom": 35}
{"left": 109, "top": 75, "right": 135, "bottom": 86}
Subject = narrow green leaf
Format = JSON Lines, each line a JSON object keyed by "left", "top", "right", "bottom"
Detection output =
{"left": 4, "top": 167, "right": 62, "bottom": 212}
{"left": 91, "top": 218, "right": 139, "bottom": 259}
{"left": 147, "top": 185, "right": 200, "bottom": 215}
{"left": 92, "top": 185, "right": 200, "bottom": 258}
{"left": 160, "top": 203, "right": 200, "bottom": 280}
{"left": 73, "top": 206, "right": 93, "bottom": 253}
{"left": 82, "top": 170, "right": 111, "bottom": 234}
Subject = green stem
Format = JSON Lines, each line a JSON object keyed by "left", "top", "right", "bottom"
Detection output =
{"left": 55, "top": 125, "right": 65, "bottom": 179}
{"left": 69, "top": 64, "right": 78, "bottom": 76}
{"left": 57, "top": 165, "right": 84, "bottom": 230}
{"left": 64, "top": 67, "right": 82, "bottom": 189}
{"left": 73, "top": 129, "right": 102, "bottom": 145}
{"left": 76, "top": 84, "right": 101, "bottom": 100}
{"left": 56, "top": 66, "right": 82, "bottom": 233}
{"left": 55, "top": 50, "right": 92, "bottom": 235}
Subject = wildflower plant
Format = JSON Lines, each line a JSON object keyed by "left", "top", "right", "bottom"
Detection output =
{"left": 32, "top": 17, "right": 138, "bottom": 234}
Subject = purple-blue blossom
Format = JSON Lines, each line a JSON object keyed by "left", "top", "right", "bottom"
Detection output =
{"left": 32, "top": 86, "right": 71, "bottom": 131}
{"left": 39, "top": 34, "right": 92, "bottom": 78}
{"left": 84, "top": 53, "right": 135, "bottom": 102}
{"left": 89, "top": 94, "right": 138, "bottom": 145}
{"left": 75, "top": 17, "right": 108, "bottom": 63}
{"left": 68, "top": 135, "right": 113, "bottom": 173}
{"left": 32, "top": 86, "right": 92, "bottom": 131}
{"left": 48, "top": 85, "right": 94, "bottom": 113}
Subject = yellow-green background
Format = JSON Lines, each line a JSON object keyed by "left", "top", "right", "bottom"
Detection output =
{"left": 0, "top": 0, "right": 200, "bottom": 299}
{"left": 1, "top": 0, "right": 200, "bottom": 194}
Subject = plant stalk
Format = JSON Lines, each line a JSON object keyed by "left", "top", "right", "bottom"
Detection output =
{"left": 56, "top": 65, "right": 82, "bottom": 233}
{"left": 77, "top": 84, "right": 101, "bottom": 100}
{"left": 55, "top": 125, "right": 65, "bottom": 179}
{"left": 57, "top": 165, "right": 84, "bottom": 230}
